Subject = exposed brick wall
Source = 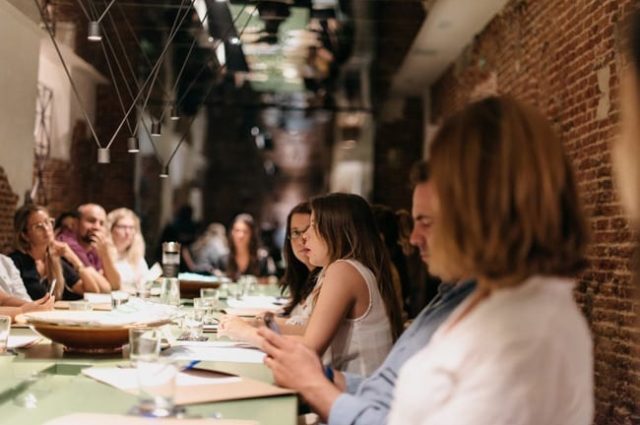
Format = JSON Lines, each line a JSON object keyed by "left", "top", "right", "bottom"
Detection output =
{"left": 0, "top": 167, "right": 19, "bottom": 254}
{"left": 430, "top": 1, "right": 638, "bottom": 423}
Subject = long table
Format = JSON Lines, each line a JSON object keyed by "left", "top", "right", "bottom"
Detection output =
{"left": 0, "top": 326, "right": 298, "bottom": 424}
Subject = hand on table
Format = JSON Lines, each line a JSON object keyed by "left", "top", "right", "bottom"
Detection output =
{"left": 20, "top": 294, "right": 54, "bottom": 314}
{"left": 218, "top": 315, "right": 258, "bottom": 343}
{"left": 259, "top": 327, "right": 325, "bottom": 392}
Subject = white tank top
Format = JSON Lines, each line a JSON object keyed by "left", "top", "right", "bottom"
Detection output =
{"left": 322, "top": 259, "right": 394, "bottom": 375}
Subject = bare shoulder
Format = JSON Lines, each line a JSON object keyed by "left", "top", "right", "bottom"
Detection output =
{"left": 322, "top": 260, "right": 366, "bottom": 291}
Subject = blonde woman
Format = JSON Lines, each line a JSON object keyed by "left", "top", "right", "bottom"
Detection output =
{"left": 10, "top": 204, "right": 102, "bottom": 300}
{"left": 107, "top": 208, "right": 149, "bottom": 293}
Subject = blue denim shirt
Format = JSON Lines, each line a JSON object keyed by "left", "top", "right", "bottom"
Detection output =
{"left": 328, "top": 280, "right": 476, "bottom": 425}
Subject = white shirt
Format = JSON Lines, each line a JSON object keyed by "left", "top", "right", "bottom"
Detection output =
{"left": 389, "top": 275, "right": 593, "bottom": 425}
{"left": 0, "top": 254, "right": 30, "bottom": 301}
{"left": 114, "top": 257, "right": 149, "bottom": 293}
{"left": 322, "top": 259, "right": 393, "bottom": 375}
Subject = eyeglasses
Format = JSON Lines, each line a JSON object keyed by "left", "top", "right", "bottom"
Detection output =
{"left": 114, "top": 224, "right": 135, "bottom": 232}
{"left": 289, "top": 225, "right": 310, "bottom": 240}
{"left": 29, "top": 218, "right": 54, "bottom": 232}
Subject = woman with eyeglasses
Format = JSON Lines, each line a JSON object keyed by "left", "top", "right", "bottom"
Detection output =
{"left": 9, "top": 204, "right": 102, "bottom": 300}
{"left": 106, "top": 208, "right": 149, "bottom": 294}
{"left": 219, "top": 202, "right": 321, "bottom": 342}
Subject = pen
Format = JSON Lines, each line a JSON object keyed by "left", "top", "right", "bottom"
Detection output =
{"left": 182, "top": 360, "right": 201, "bottom": 371}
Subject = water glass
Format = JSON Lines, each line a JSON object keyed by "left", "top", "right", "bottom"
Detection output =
{"left": 181, "top": 311, "right": 204, "bottom": 340}
{"left": 111, "top": 291, "right": 130, "bottom": 310}
{"left": 136, "top": 359, "right": 177, "bottom": 417}
{"left": 199, "top": 288, "right": 219, "bottom": 319}
{"left": 137, "top": 280, "right": 154, "bottom": 298}
{"left": 0, "top": 315, "right": 10, "bottom": 354}
{"left": 129, "top": 328, "right": 161, "bottom": 366}
{"left": 160, "top": 278, "right": 181, "bottom": 306}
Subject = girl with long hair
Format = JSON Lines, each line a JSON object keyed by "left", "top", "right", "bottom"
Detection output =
{"left": 106, "top": 208, "right": 149, "bottom": 293}
{"left": 219, "top": 202, "right": 320, "bottom": 340}
{"left": 10, "top": 205, "right": 101, "bottom": 300}
{"left": 217, "top": 214, "right": 274, "bottom": 281}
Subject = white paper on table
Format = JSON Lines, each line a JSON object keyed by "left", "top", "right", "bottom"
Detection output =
{"left": 82, "top": 367, "right": 242, "bottom": 392}
{"left": 226, "top": 296, "right": 281, "bottom": 310}
{"left": 83, "top": 293, "right": 113, "bottom": 304}
{"left": 164, "top": 345, "right": 265, "bottom": 364}
{"left": 43, "top": 413, "right": 257, "bottom": 425}
{"left": 171, "top": 340, "right": 256, "bottom": 349}
{"left": 7, "top": 335, "right": 40, "bottom": 349}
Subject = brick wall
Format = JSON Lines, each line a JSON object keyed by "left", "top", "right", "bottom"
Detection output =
{"left": 0, "top": 167, "right": 19, "bottom": 254}
{"left": 430, "top": 1, "right": 638, "bottom": 423}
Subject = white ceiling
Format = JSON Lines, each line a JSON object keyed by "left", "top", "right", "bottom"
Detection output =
{"left": 391, "top": 0, "right": 510, "bottom": 95}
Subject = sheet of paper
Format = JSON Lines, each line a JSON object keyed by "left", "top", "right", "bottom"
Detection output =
{"left": 7, "top": 335, "right": 40, "bottom": 349}
{"left": 43, "top": 413, "right": 258, "bottom": 425}
{"left": 163, "top": 345, "right": 265, "bottom": 364}
{"left": 82, "top": 367, "right": 242, "bottom": 392}
{"left": 145, "top": 262, "right": 163, "bottom": 281}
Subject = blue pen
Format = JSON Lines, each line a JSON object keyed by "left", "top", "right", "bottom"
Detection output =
{"left": 182, "top": 360, "right": 200, "bottom": 371}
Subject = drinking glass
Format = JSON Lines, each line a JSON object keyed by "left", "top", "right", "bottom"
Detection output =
{"left": 129, "top": 328, "right": 161, "bottom": 366}
{"left": 111, "top": 291, "right": 130, "bottom": 310}
{"left": 181, "top": 311, "right": 204, "bottom": 341}
{"left": 160, "top": 278, "right": 181, "bottom": 306}
{"left": 199, "top": 289, "right": 219, "bottom": 323}
{"left": 0, "top": 315, "right": 10, "bottom": 354}
{"left": 136, "top": 359, "right": 177, "bottom": 417}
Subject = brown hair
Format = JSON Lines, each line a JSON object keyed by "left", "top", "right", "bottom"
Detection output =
{"left": 227, "top": 213, "right": 261, "bottom": 280}
{"left": 14, "top": 204, "right": 65, "bottom": 298}
{"left": 279, "top": 202, "right": 320, "bottom": 315}
{"left": 310, "top": 193, "right": 404, "bottom": 341}
{"left": 429, "top": 96, "right": 589, "bottom": 281}
{"left": 409, "top": 160, "right": 430, "bottom": 188}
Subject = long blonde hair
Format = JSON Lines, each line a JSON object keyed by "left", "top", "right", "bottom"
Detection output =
{"left": 14, "top": 205, "right": 65, "bottom": 298}
{"left": 106, "top": 208, "right": 146, "bottom": 266}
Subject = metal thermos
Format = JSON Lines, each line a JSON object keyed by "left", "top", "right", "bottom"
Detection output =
{"left": 161, "top": 242, "right": 181, "bottom": 278}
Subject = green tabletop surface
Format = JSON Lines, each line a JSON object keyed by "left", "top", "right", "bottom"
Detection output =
{"left": 0, "top": 309, "right": 297, "bottom": 425}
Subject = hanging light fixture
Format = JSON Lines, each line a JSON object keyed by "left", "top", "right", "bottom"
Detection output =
{"left": 127, "top": 136, "right": 140, "bottom": 153}
{"left": 159, "top": 165, "right": 169, "bottom": 178}
{"left": 97, "top": 147, "right": 110, "bottom": 163}
{"left": 87, "top": 0, "right": 116, "bottom": 42}
{"left": 151, "top": 121, "right": 162, "bottom": 136}
{"left": 170, "top": 105, "right": 180, "bottom": 121}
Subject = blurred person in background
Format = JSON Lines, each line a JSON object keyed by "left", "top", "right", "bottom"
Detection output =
{"left": 184, "top": 223, "right": 229, "bottom": 274}
{"left": 216, "top": 213, "right": 275, "bottom": 281}
{"left": 106, "top": 208, "right": 149, "bottom": 293}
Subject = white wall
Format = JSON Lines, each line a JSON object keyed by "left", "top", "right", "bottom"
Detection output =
{"left": 0, "top": 0, "right": 41, "bottom": 202}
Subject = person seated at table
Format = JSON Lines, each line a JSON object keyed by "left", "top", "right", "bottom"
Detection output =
{"left": 0, "top": 253, "right": 31, "bottom": 302}
{"left": 183, "top": 222, "right": 229, "bottom": 274}
{"left": 53, "top": 210, "right": 79, "bottom": 238}
{"left": 258, "top": 163, "right": 475, "bottom": 425}
{"left": 259, "top": 194, "right": 402, "bottom": 375}
{"left": 10, "top": 204, "right": 103, "bottom": 301}
{"left": 219, "top": 202, "right": 321, "bottom": 341}
{"left": 106, "top": 208, "right": 149, "bottom": 294}
{"left": 215, "top": 214, "right": 275, "bottom": 281}
{"left": 384, "top": 96, "right": 593, "bottom": 424}
{"left": 0, "top": 289, "right": 54, "bottom": 320}
{"left": 56, "top": 203, "right": 120, "bottom": 292}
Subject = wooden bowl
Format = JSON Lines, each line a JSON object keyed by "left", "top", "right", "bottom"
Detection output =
{"left": 19, "top": 312, "right": 171, "bottom": 354}
{"left": 179, "top": 279, "right": 221, "bottom": 299}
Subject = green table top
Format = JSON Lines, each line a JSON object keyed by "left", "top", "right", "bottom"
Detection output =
{"left": 0, "top": 325, "right": 297, "bottom": 425}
